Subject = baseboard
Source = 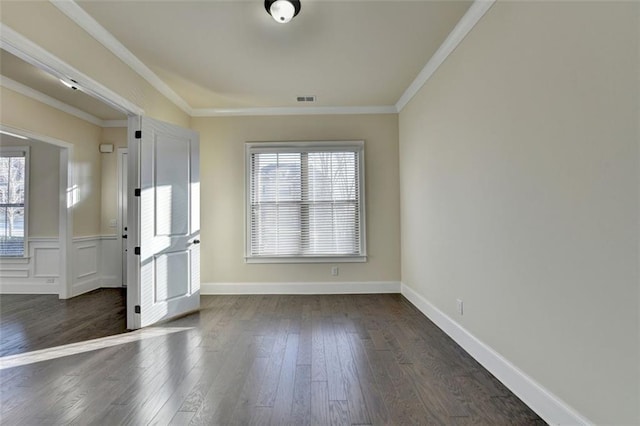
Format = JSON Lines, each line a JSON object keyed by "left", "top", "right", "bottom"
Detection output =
{"left": 0, "top": 281, "right": 58, "bottom": 294}
{"left": 202, "top": 281, "right": 401, "bottom": 295}
{"left": 100, "top": 275, "right": 123, "bottom": 288}
{"left": 72, "top": 276, "right": 102, "bottom": 297}
{"left": 400, "top": 283, "right": 591, "bottom": 426}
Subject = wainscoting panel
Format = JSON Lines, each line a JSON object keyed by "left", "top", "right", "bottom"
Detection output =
{"left": 99, "top": 236, "right": 122, "bottom": 288}
{"left": 72, "top": 236, "right": 102, "bottom": 297}
{"left": 0, "top": 238, "right": 59, "bottom": 294}
{"left": 0, "top": 236, "right": 123, "bottom": 295}
{"left": 33, "top": 247, "right": 60, "bottom": 277}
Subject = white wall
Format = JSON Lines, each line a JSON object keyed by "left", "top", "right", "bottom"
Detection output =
{"left": 399, "top": 1, "right": 639, "bottom": 424}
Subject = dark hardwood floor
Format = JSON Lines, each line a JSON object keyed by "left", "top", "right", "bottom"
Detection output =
{"left": 0, "top": 293, "right": 545, "bottom": 425}
{"left": 0, "top": 288, "right": 127, "bottom": 357}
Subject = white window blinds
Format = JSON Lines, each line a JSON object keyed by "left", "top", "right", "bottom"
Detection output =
{"left": 246, "top": 141, "right": 366, "bottom": 262}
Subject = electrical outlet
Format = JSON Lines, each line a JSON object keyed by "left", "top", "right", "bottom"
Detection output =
{"left": 46, "top": 278, "right": 55, "bottom": 284}
{"left": 456, "top": 299, "right": 464, "bottom": 315}
{"left": 331, "top": 266, "right": 339, "bottom": 276}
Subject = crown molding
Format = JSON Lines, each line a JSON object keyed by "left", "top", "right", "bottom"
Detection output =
{"left": 102, "top": 120, "right": 128, "bottom": 128}
{"left": 191, "top": 105, "right": 398, "bottom": 117}
{"left": 1, "top": 75, "right": 106, "bottom": 127}
{"left": 50, "top": 0, "right": 193, "bottom": 115}
{"left": 0, "top": 23, "right": 143, "bottom": 117}
{"left": 395, "top": 0, "right": 495, "bottom": 112}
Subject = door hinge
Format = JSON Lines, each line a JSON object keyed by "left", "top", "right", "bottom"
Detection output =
{"left": 134, "top": 247, "right": 141, "bottom": 255}
{"left": 135, "top": 305, "right": 141, "bottom": 314}
{"left": 135, "top": 130, "right": 142, "bottom": 139}
{"left": 134, "top": 188, "right": 141, "bottom": 197}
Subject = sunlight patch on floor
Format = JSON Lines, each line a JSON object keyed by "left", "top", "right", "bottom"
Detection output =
{"left": 0, "top": 327, "right": 193, "bottom": 370}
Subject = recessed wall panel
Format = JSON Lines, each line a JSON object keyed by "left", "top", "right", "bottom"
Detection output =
{"left": 154, "top": 135, "right": 190, "bottom": 237}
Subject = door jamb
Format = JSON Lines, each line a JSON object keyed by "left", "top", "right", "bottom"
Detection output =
{"left": 116, "top": 147, "right": 128, "bottom": 288}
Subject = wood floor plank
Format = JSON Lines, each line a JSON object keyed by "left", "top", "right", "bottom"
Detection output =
{"left": 328, "top": 400, "right": 350, "bottom": 426}
{"left": 332, "top": 323, "right": 370, "bottom": 424}
{"left": 227, "top": 356, "right": 270, "bottom": 425}
{"left": 310, "top": 381, "right": 330, "bottom": 426}
{"left": 345, "top": 332, "right": 392, "bottom": 425}
{"left": 322, "top": 318, "right": 347, "bottom": 401}
{"left": 310, "top": 311, "right": 327, "bottom": 382}
{"left": 269, "top": 332, "right": 299, "bottom": 425}
{"left": 168, "top": 410, "right": 196, "bottom": 425}
{"left": 297, "top": 304, "right": 312, "bottom": 366}
{"left": 255, "top": 319, "right": 291, "bottom": 407}
{"left": 190, "top": 332, "right": 259, "bottom": 424}
{"left": 291, "top": 364, "right": 312, "bottom": 426}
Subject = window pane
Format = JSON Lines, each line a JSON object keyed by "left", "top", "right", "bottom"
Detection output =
{"left": 308, "top": 202, "right": 358, "bottom": 255}
{"left": 251, "top": 204, "right": 301, "bottom": 255}
{"left": 252, "top": 153, "right": 301, "bottom": 203}
{"left": 9, "top": 157, "right": 26, "bottom": 204}
{"left": 308, "top": 152, "right": 357, "bottom": 202}
{"left": 0, "top": 206, "right": 24, "bottom": 256}
{"left": 0, "top": 157, "right": 9, "bottom": 204}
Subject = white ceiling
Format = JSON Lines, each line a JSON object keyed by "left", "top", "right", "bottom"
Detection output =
{"left": 75, "top": 0, "right": 473, "bottom": 110}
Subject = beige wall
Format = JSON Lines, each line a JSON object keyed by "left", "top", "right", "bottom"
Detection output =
{"left": 100, "top": 127, "right": 128, "bottom": 235}
{"left": 1, "top": 87, "right": 103, "bottom": 237}
{"left": 191, "top": 114, "right": 401, "bottom": 284}
{"left": 28, "top": 140, "right": 60, "bottom": 237}
{"left": 0, "top": 1, "right": 189, "bottom": 128}
{"left": 399, "top": 1, "right": 639, "bottom": 424}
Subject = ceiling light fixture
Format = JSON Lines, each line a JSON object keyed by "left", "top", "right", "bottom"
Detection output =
{"left": 265, "top": 0, "right": 300, "bottom": 23}
{"left": 59, "top": 78, "right": 78, "bottom": 90}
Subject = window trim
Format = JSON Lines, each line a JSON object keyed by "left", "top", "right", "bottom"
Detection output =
{"left": 0, "top": 146, "right": 29, "bottom": 258}
{"left": 245, "top": 140, "right": 366, "bottom": 264}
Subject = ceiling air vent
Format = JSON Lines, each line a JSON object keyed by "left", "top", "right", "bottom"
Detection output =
{"left": 297, "top": 96, "right": 316, "bottom": 103}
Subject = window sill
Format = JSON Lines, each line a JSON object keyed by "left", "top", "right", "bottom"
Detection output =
{"left": 245, "top": 255, "right": 367, "bottom": 264}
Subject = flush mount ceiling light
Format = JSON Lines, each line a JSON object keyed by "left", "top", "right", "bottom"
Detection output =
{"left": 265, "top": 0, "right": 301, "bottom": 23}
{"left": 59, "top": 78, "right": 78, "bottom": 90}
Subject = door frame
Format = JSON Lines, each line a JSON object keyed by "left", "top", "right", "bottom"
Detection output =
{"left": 116, "top": 147, "right": 128, "bottom": 287}
{"left": 0, "top": 124, "right": 73, "bottom": 298}
{"left": 2, "top": 27, "right": 144, "bottom": 302}
{"left": 126, "top": 117, "right": 141, "bottom": 329}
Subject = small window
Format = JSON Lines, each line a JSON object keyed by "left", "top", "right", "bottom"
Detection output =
{"left": 0, "top": 148, "right": 28, "bottom": 257}
{"left": 246, "top": 141, "right": 366, "bottom": 263}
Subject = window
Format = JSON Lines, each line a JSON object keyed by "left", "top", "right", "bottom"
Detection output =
{"left": 0, "top": 148, "right": 28, "bottom": 257}
{"left": 246, "top": 141, "right": 366, "bottom": 263}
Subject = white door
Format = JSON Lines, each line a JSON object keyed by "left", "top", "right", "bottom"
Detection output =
{"left": 127, "top": 116, "right": 200, "bottom": 329}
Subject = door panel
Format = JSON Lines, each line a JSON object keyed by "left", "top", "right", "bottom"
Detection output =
{"left": 128, "top": 116, "right": 200, "bottom": 329}
{"left": 154, "top": 251, "right": 189, "bottom": 301}
{"left": 155, "top": 135, "right": 190, "bottom": 236}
